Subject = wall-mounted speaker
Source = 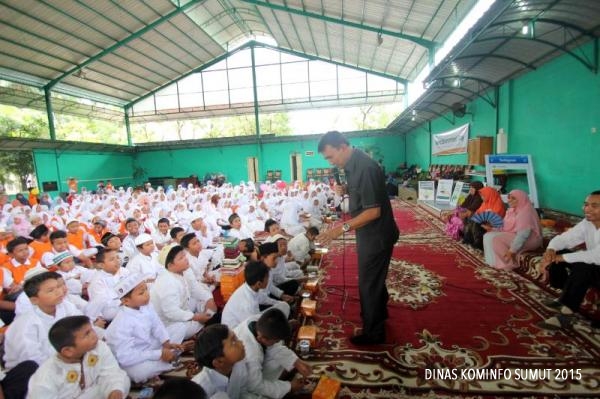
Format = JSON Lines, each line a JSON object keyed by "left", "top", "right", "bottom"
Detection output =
{"left": 451, "top": 102, "right": 467, "bottom": 118}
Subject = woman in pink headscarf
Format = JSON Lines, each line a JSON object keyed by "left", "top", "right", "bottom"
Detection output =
{"left": 482, "top": 189, "right": 543, "bottom": 270}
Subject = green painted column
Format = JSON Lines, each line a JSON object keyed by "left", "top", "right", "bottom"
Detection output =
{"left": 124, "top": 107, "right": 132, "bottom": 146}
{"left": 44, "top": 88, "right": 56, "bottom": 141}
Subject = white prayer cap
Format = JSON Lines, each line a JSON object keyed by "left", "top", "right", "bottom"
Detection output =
{"left": 189, "top": 212, "right": 204, "bottom": 222}
{"left": 134, "top": 233, "right": 153, "bottom": 246}
{"left": 66, "top": 218, "right": 79, "bottom": 226}
{"left": 114, "top": 273, "right": 146, "bottom": 298}
{"left": 158, "top": 243, "right": 177, "bottom": 267}
{"left": 24, "top": 265, "right": 50, "bottom": 282}
{"left": 265, "top": 234, "right": 287, "bottom": 243}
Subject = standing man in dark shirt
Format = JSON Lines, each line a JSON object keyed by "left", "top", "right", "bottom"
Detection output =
{"left": 317, "top": 131, "right": 400, "bottom": 345}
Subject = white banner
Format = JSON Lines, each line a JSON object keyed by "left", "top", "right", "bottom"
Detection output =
{"left": 418, "top": 181, "right": 435, "bottom": 201}
{"left": 432, "top": 123, "right": 469, "bottom": 156}
{"left": 436, "top": 179, "right": 454, "bottom": 203}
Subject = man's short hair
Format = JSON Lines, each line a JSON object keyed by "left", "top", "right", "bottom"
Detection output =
{"left": 590, "top": 190, "right": 600, "bottom": 196}
{"left": 318, "top": 130, "right": 349, "bottom": 153}
{"left": 48, "top": 315, "right": 91, "bottom": 352}
{"left": 307, "top": 226, "right": 319, "bottom": 236}
{"left": 257, "top": 308, "right": 290, "bottom": 341}
{"left": 24, "top": 271, "right": 61, "bottom": 298}
{"left": 194, "top": 324, "right": 228, "bottom": 369}
{"left": 170, "top": 227, "right": 185, "bottom": 239}
{"left": 244, "top": 261, "right": 269, "bottom": 286}
{"left": 157, "top": 218, "right": 170, "bottom": 225}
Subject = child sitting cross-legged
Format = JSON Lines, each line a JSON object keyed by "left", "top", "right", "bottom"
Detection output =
{"left": 151, "top": 244, "right": 219, "bottom": 344}
{"left": 27, "top": 315, "right": 130, "bottom": 399}
{"left": 4, "top": 268, "right": 82, "bottom": 369}
{"left": 234, "top": 308, "right": 311, "bottom": 399}
{"left": 105, "top": 273, "right": 183, "bottom": 384}
{"left": 192, "top": 324, "right": 249, "bottom": 398}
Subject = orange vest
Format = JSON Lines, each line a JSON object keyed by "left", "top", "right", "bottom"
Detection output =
{"left": 88, "top": 227, "right": 107, "bottom": 245}
{"left": 67, "top": 229, "right": 86, "bottom": 250}
{"left": 4, "top": 260, "right": 36, "bottom": 284}
{"left": 29, "top": 240, "right": 53, "bottom": 261}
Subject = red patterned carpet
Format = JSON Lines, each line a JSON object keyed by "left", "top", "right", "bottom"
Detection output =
{"left": 303, "top": 200, "right": 600, "bottom": 398}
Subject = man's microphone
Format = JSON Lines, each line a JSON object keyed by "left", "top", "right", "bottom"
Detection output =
{"left": 333, "top": 167, "right": 349, "bottom": 213}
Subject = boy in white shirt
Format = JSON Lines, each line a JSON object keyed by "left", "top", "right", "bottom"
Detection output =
{"left": 126, "top": 233, "right": 162, "bottom": 283}
{"left": 181, "top": 233, "right": 217, "bottom": 291}
{"left": 53, "top": 251, "right": 95, "bottom": 297}
{"left": 41, "top": 231, "right": 90, "bottom": 269}
{"left": 86, "top": 248, "right": 130, "bottom": 322}
{"left": 151, "top": 244, "right": 218, "bottom": 344}
{"left": 152, "top": 218, "right": 172, "bottom": 250}
{"left": 288, "top": 227, "right": 319, "bottom": 266}
{"left": 233, "top": 309, "right": 310, "bottom": 399}
{"left": 4, "top": 270, "right": 81, "bottom": 369}
{"left": 105, "top": 273, "right": 182, "bottom": 383}
{"left": 221, "top": 261, "right": 289, "bottom": 329}
{"left": 27, "top": 315, "right": 130, "bottom": 399}
{"left": 192, "top": 324, "right": 248, "bottom": 399}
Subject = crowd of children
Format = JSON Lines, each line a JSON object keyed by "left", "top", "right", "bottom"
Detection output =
{"left": 0, "top": 180, "right": 329, "bottom": 398}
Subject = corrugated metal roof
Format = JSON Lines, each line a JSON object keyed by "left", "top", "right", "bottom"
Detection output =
{"left": 0, "top": 0, "right": 476, "bottom": 120}
{"left": 389, "top": 0, "right": 600, "bottom": 133}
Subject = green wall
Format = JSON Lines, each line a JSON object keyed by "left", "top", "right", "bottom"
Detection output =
{"left": 133, "top": 133, "right": 405, "bottom": 184}
{"left": 404, "top": 42, "right": 599, "bottom": 215}
{"left": 33, "top": 150, "right": 134, "bottom": 194}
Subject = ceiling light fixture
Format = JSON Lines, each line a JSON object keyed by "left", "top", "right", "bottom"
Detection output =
{"left": 377, "top": 31, "right": 383, "bottom": 46}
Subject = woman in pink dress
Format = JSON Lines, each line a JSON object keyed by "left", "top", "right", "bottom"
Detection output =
{"left": 482, "top": 189, "right": 543, "bottom": 270}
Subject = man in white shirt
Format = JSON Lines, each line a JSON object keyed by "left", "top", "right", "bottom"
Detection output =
{"left": 539, "top": 190, "right": 600, "bottom": 329}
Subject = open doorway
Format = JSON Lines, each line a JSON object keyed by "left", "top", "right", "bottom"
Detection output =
{"left": 247, "top": 157, "right": 259, "bottom": 183}
{"left": 290, "top": 153, "right": 302, "bottom": 182}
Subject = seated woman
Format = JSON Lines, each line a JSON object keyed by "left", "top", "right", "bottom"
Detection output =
{"left": 482, "top": 189, "right": 542, "bottom": 270}
{"left": 462, "top": 186, "right": 506, "bottom": 250}
{"left": 443, "top": 181, "right": 484, "bottom": 240}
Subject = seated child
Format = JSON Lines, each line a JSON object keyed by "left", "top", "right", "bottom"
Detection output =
{"left": 4, "top": 270, "right": 81, "bottom": 369}
{"left": 0, "top": 262, "right": 22, "bottom": 326}
{"left": 3, "top": 236, "right": 40, "bottom": 285}
{"left": 100, "top": 232, "right": 127, "bottom": 267}
{"left": 227, "top": 213, "right": 253, "bottom": 240}
{"left": 28, "top": 224, "right": 52, "bottom": 262}
{"left": 169, "top": 227, "right": 186, "bottom": 245}
{"left": 53, "top": 251, "right": 95, "bottom": 297}
{"left": 233, "top": 308, "right": 310, "bottom": 398}
{"left": 27, "top": 315, "right": 130, "bottom": 398}
{"left": 106, "top": 273, "right": 182, "bottom": 384}
{"left": 86, "top": 248, "right": 130, "bottom": 322}
{"left": 152, "top": 218, "right": 172, "bottom": 250}
{"left": 181, "top": 233, "right": 217, "bottom": 291}
{"left": 153, "top": 378, "right": 207, "bottom": 399}
{"left": 151, "top": 244, "right": 218, "bottom": 344}
{"left": 221, "top": 261, "right": 290, "bottom": 329}
{"left": 287, "top": 227, "right": 319, "bottom": 266}
{"left": 126, "top": 234, "right": 162, "bottom": 283}
{"left": 192, "top": 324, "right": 248, "bottom": 398}
{"left": 41, "top": 230, "right": 92, "bottom": 269}
{"left": 258, "top": 242, "right": 298, "bottom": 300}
